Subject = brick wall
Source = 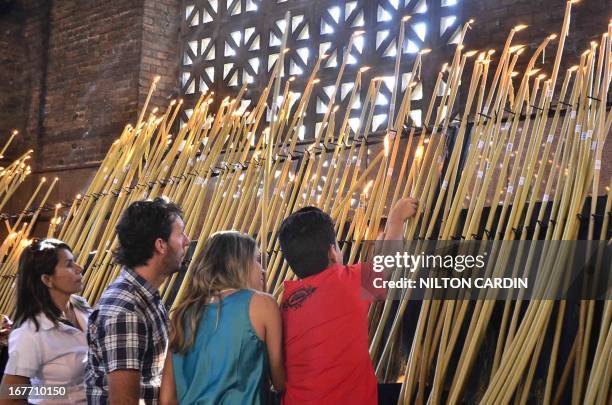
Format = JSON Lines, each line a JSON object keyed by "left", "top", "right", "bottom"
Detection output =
{"left": 0, "top": 7, "right": 25, "bottom": 152}
{"left": 140, "top": 0, "right": 181, "bottom": 111}
{"left": 0, "top": 0, "right": 180, "bottom": 233}
{"left": 41, "top": 0, "right": 143, "bottom": 169}
{"left": 0, "top": 0, "right": 47, "bottom": 158}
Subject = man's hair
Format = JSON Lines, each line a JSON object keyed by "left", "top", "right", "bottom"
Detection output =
{"left": 278, "top": 206, "right": 337, "bottom": 278}
{"left": 113, "top": 197, "right": 183, "bottom": 268}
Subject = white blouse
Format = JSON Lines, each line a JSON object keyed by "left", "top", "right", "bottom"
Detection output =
{"left": 5, "top": 297, "right": 91, "bottom": 404}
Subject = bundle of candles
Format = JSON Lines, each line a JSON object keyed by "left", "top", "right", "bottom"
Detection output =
{"left": 0, "top": 131, "right": 32, "bottom": 214}
{"left": 0, "top": 132, "right": 48, "bottom": 276}
{"left": 0, "top": 1, "right": 610, "bottom": 402}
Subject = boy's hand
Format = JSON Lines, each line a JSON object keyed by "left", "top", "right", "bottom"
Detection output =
{"left": 384, "top": 198, "right": 419, "bottom": 241}
{"left": 388, "top": 198, "right": 419, "bottom": 223}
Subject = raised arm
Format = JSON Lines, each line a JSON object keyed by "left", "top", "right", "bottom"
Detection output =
{"left": 384, "top": 198, "right": 419, "bottom": 240}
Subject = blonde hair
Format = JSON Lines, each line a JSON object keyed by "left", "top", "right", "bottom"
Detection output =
{"left": 169, "top": 231, "right": 256, "bottom": 353}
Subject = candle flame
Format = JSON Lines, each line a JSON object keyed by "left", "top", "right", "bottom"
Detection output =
{"left": 568, "top": 65, "right": 579, "bottom": 72}
{"left": 415, "top": 145, "right": 424, "bottom": 160}
{"left": 359, "top": 66, "right": 371, "bottom": 73}
{"left": 402, "top": 15, "right": 412, "bottom": 22}
{"left": 363, "top": 180, "right": 374, "bottom": 196}
{"left": 537, "top": 73, "right": 547, "bottom": 80}
{"left": 153, "top": 75, "right": 161, "bottom": 84}
{"left": 488, "top": 49, "right": 496, "bottom": 55}
{"left": 41, "top": 177, "right": 47, "bottom": 182}
{"left": 420, "top": 48, "right": 432, "bottom": 55}
{"left": 353, "top": 30, "right": 366, "bottom": 36}
{"left": 76, "top": 194, "right": 82, "bottom": 199}
{"left": 55, "top": 203, "right": 62, "bottom": 209}
{"left": 465, "top": 50, "right": 478, "bottom": 57}
{"left": 384, "top": 135, "right": 390, "bottom": 157}
{"left": 12, "top": 129, "right": 18, "bottom": 135}
{"left": 514, "top": 24, "right": 528, "bottom": 31}
{"left": 548, "top": 34, "right": 558, "bottom": 40}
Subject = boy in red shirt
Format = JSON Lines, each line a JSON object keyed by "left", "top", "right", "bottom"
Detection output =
{"left": 278, "top": 198, "right": 418, "bottom": 404}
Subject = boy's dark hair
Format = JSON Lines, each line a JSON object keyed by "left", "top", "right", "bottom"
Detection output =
{"left": 113, "top": 197, "right": 183, "bottom": 268}
{"left": 278, "top": 206, "right": 337, "bottom": 278}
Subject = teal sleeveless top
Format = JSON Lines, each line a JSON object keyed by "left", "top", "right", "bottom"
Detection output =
{"left": 172, "top": 289, "right": 269, "bottom": 404}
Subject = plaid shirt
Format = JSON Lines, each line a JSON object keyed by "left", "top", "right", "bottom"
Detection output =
{"left": 86, "top": 267, "right": 169, "bottom": 404}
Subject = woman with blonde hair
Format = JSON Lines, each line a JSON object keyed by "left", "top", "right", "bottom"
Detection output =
{"left": 160, "top": 231, "right": 284, "bottom": 404}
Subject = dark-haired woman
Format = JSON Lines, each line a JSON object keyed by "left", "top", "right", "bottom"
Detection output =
{"left": 0, "top": 239, "right": 91, "bottom": 404}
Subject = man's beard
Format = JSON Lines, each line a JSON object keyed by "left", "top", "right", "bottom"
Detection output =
{"left": 163, "top": 250, "right": 184, "bottom": 274}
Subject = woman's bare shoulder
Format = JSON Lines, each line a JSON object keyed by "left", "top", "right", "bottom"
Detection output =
{"left": 250, "top": 290, "right": 280, "bottom": 311}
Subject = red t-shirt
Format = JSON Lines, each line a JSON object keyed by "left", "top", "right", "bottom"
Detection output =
{"left": 281, "top": 263, "right": 378, "bottom": 404}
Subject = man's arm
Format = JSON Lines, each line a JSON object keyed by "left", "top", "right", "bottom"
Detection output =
{"left": 99, "top": 312, "right": 148, "bottom": 405}
{"left": 159, "top": 354, "right": 178, "bottom": 405}
{"left": 108, "top": 370, "right": 140, "bottom": 405}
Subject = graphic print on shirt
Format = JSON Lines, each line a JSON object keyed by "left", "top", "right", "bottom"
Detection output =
{"left": 281, "top": 286, "right": 317, "bottom": 310}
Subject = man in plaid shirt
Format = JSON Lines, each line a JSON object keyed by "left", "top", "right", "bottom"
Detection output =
{"left": 86, "top": 197, "right": 190, "bottom": 404}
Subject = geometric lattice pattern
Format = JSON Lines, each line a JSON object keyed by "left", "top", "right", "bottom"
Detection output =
{"left": 180, "top": 0, "right": 461, "bottom": 136}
